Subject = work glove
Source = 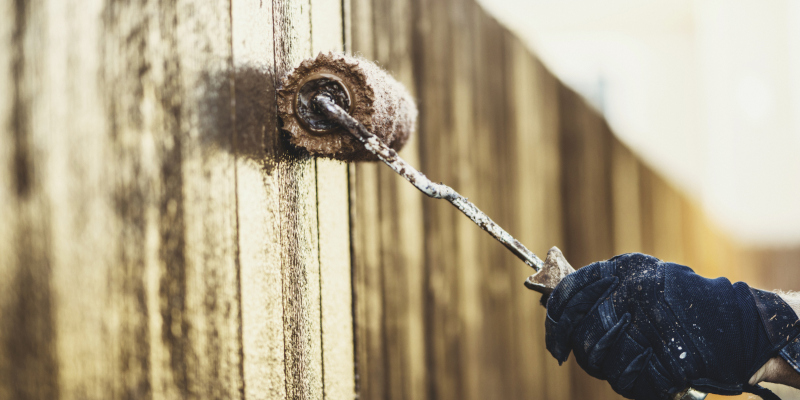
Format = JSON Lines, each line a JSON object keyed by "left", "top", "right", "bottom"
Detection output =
{"left": 544, "top": 253, "right": 800, "bottom": 400}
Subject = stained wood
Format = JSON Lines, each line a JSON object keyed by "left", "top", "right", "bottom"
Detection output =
{"left": 374, "top": 0, "right": 428, "bottom": 399}
{"left": 450, "top": 3, "right": 482, "bottom": 400}
{"left": 348, "top": 0, "right": 428, "bottom": 397}
{"left": 0, "top": 3, "right": 13, "bottom": 395}
{"left": 309, "top": 1, "right": 356, "bottom": 399}
{"left": 1, "top": 1, "right": 60, "bottom": 398}
{"left": 1, "top": 0, "right": 782, "bottom": 399}
{"left": 473, "top": 10, "right": 516, "bottom": 400}
{"left": 272, "top": 0, "right": 326, "bottom": 398}
{"left": 651, "top": 173, "right": 686, "bottom": 262}
{"left": 612, "top": 142, "right": 643, "bottom": 254}
{"left": 507, "top": 35, "right": 571, "bottom": 400}
{"left": 413, "top": 0, "right": 462, "bottom": 398}
{"left": 231, "top": 0, "right": 287, "bottom": 398}
{"left": 2, "top": 0, "right": 349, "bottom": 398}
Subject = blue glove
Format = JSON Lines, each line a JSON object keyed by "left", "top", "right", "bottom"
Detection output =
{"left": 545, "top": 253, "right": 800, "bottom": 400}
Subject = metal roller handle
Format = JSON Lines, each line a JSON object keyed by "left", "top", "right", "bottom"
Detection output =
{"left": 313, "top": 94, "right": 545, "bottom": 272}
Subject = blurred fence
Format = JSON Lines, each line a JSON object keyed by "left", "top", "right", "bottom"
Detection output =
{"left": 347, "top": 1, "right": 792, "bottom": 400}
{"left": 1, "top": 0, "right": 796, "bottom": 399}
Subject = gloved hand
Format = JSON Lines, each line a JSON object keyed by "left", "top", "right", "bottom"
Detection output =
{"left": 544, "top": 253, "right": 800, "bottom": 400}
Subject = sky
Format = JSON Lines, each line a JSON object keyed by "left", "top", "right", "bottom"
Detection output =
{"left": 476, "top": 0, "right": 800, "bottom": 246}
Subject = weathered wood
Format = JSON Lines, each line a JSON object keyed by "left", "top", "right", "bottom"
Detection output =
{"left": 2, "top": 0, "right": 782, "bottom": 399}
{"left": 349, "top": 162, "right": 385, "bottom": 399}
{"left": 372, "top": 0, "right": 428, "bottom": 399}
{"left": 230, "top": 0, "right": 287, "bottom": 398}
{"left": 414, "top": 0, "right": 461, "bottom": 398}
{"left": 0, "top": 0, "right": 248, "bottom": 399}
{"left": 272, "top": 0, "right": 325, "bottom": 398}
{"left": 309, "top": 1, "right": 356, "bottom": 399}
{"left": 104, "top": 1, "right": 243, "bottom": 398}
{"left": 0, "top": 2, "right": 12, "bottom": 395}
{"left": 473, "top": 9, "right": 516, "bottom": 399}
{"left": 507, "top": 35, "right": 571, "bottom": 400}
{"left": 651, "top": 173, "right": 686, "bottom": 262}
{"left": 612, "top": 142, "right": 643, "bottom": 254}
{"left": 558, "top": 85, "right": 616, "bottom": 269}
{"left": 450, "top": 3, "right": 482, "bottom": 400}
{"left": 2, "top": 0, "right": 352, "bottom": 398}
{"left": 1, "top": 1, "right": 61, "bottom": 399}
{"left": 345, "top": 0, "right": 381, "bottom": 397}
{"left": 348, "top": 0, "right": 428, "bottom": 397}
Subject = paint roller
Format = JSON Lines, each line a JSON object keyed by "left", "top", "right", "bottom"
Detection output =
{"left": 277, "top": 53, "right": 708, "bottom": 400}
{"left": 277, "top": 52, "right": 570, "bottom": 293}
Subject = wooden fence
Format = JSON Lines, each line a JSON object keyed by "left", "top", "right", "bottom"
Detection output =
{"left": 1, "top": 0, "right": 789, "bottom": 399}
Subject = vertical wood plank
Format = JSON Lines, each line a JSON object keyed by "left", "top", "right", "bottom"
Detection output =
{"left": 346, "top": 0, "right": 384, "bottom": 397}
{"left": 375, "top": 0, "right": 428, "bottom": 398}
{"left": 349, "top": 162, "right": 385, "bottom": 399}
{"left": 507, "top": 35, "right": 572, "bottom": 400}
{"left": 230, "top": 0, "right": 288, "bottom": 398}
{"left": 309, "top": 1, "right": 357, "bottom": 399}
{"left": 0, "top": 15, "right": 12, "bottom": 396}
{"left": 413, "top": 0, "right": 462, "bottom": 398}
{"left": 170, "top": 0, "right": 242, "bottom": 396}
{"left": 558, "top": 85, "right": 616, "bottom": 269}
{"left": 506, "top": 30, "right": 541, "bottom": 400}
{"left": 612, "top": 142, "right": 643, "bottom": 254}
{"left": 143, "top": 1, "right": 242, "bottom": 397}
{"left": 639, "top": 165, "right": 657, "bottom": 256}
{"left": 272, "top": 0, "right": 324, "bottom": 398}
{"left": 315, "top": 160, "right": 354, "bottom": 400}
{"left": 48, "top": 1, "right": 120, "bottom": 398}
{"left": 651, "top": 175, "right": 685, "bottom": 262}
{"left": 0, "top": 1, "right": 60, "bottom": 398}
{"left": 450, "top": 2, "right": 481, "bottom": 400}
{"left": 102, "top": 2, "right": 166, "bottom": 398}
{"left": 558, "top": 85, "right": 620, "bottom": 400}
{"left": 473, "top": 10, "right": 514, "bottom": 399}
{"left": 533, "top": 56, "right": 575, "bottom": 400}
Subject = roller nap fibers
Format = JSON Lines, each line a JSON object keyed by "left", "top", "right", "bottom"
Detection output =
{"left": 277, "top": 52, "right": 417, "bottom": 161}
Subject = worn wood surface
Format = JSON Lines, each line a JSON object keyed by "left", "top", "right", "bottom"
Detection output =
{"left": 2, "top": 0, "right": 790, "bottom": 399}
{"left": 0, "top": 0, "right": 351, "bottom": 399}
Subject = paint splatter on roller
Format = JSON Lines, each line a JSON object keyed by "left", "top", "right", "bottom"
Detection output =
{"left": 277, "top": 52, "right": 574, "bottom": 295}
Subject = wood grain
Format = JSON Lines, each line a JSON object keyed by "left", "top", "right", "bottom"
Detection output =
{"left": 272, "top": 0, "right": 325, "bottom": 398}
{"left": 1, "top": 0, "right": 349, "bottom": 398}
{"left": 1, "top": 0, "right": 786, "bottom": 399}
{"left": 231, "top": 0, "right": 287, "bottom": 398}
{"left": 1, "top": 1, "right": 60, "bottom": 398}
{"left": 309, "top": 1, "right": 356, "bottom": 399}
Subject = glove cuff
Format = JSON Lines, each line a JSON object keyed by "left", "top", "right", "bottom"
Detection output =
{"left": 751, "top": 289, "right": 800, "bottom": 347}
{"left": 779, "top": 339, "right": 800, "bottom": 376}
{"left": 751, "top": 288, "right": 800, "bottom": 375}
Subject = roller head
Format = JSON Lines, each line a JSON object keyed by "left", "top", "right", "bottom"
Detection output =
{"left": 277, "top": 52, "right": 417, "bottom": 161}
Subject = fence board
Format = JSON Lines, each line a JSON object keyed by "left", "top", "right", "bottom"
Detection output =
{"left": 231, "top": 0, "right": 287, "bottom": 398}
{"left": 272, "top": 0, "right": 325, "bottom": 398}
{"left": 1, "top": 1, "right": 61, "bottom": 398}
{"left": 309, "top": 1, "right": 355, "bottom": 398}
